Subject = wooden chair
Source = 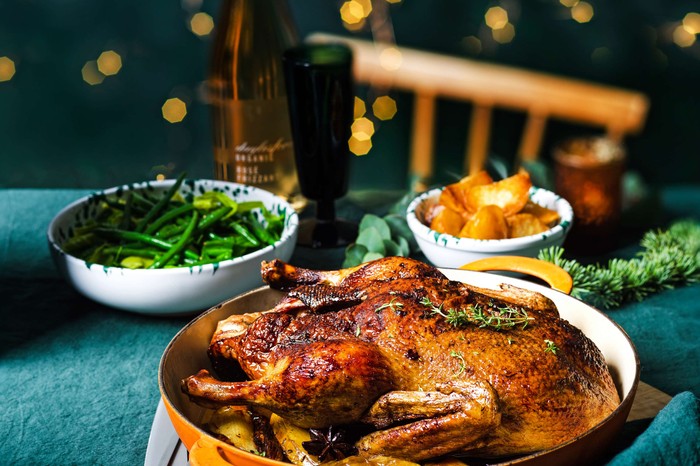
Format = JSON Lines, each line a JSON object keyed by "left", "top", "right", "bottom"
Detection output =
{"left": 307, "top": 33, "right": 649, "bottom": 191}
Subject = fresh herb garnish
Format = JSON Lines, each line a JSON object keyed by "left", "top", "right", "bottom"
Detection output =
{"left": 375, "top": 298, "right": 404, "bottom": 313}
{"left": 544, "top": 339, "right": 559, "bottom": 354}
{"left": 420, "top": 297, "right": 533, "bottom": 330}
{"left": 450, "top": 350, "right": 467, "bottom": 376}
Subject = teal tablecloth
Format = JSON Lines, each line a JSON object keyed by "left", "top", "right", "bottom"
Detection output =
{"left": 0, "top": 186, "right": 698, "bottom": 465}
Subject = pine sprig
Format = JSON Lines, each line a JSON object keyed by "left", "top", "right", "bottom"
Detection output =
{"left": 538, "top": 220, "right": 700, "bottom": 309}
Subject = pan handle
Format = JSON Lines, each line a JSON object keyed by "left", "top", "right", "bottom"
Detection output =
{"left": 189, "top": 436, "right": 238, "bottom": 466}
{"left": 459, "top": 256, "right": 573, "bottom": 295}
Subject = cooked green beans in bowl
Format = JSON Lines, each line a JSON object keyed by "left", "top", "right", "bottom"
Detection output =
{"left": 47, "top": 177, "right": 299, "bottom": 315}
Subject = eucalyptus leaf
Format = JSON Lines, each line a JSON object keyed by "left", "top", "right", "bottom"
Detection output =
{"left": 384, "top": 213, "right": 418, "bottom": 252}
{"left": 363, "top": 251, "right": 385, "bottom": 262}
{"left": 359, "top": 214, "right": 392, "bottom": 241}
{"left": 397, "top": 235, "right": 410, "bottom": 256}
{"left": 388, "top": 192, "right": 418, "bottom": 215}
{"left": 343, "top": 243, "right": 368, "bottom": 268}
{"left": 383, "top": 239, "right": 402, "bottom": 257}
{"left": 356, "top": 227, "right": 386, "bottom": 255}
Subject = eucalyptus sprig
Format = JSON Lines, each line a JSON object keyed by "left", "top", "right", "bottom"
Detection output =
{"left": 538, "top": 219, "right": 700, "bottom": 309}
{"left": 420, "top": 297, "right": 533, "bottom": 330}
{"left": 343, "top": 213, "right": 417, "bottom": 268}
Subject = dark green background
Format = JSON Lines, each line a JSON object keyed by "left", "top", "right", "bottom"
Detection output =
{"left": 0, "top": 0, "right": 698, "bottom": 190}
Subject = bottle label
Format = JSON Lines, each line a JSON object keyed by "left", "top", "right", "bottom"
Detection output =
{"left": 212, "top": 98, "right": 301, "bottom": 203}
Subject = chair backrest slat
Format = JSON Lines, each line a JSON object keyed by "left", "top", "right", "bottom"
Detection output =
{"left": 306, "top": 33, "right": 649, "bottom": 190}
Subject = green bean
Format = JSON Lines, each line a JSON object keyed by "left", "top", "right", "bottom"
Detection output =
{"left": 103, "top": 246, "right": 160, "bottom": 258}
{"left": 155, "top": 223, "right": 187, "bottom": 239}
{"left": 237, "top": 201, "right": 265, "bottom": 213}
{"left": 201, "top": 246, "right": 232, "bottom": 257}
{"left": 230, "top": 222, "right": 260, "bottom": 247}
{"left": 144, "top": 203, "right": 194, "bottom": 235}
{"left": 149, "top": 211, "right": 199, "bottom": 269}
{"left": 246, "top": 214, "right": 278, "bottom": 245}
{"left": 196, "top": 205, "right": 232, "bottom": 232}
{"left": 135, "top": 172, "right": 186, "bottom": 233}
{"left": 66, "top": 172, "right": 290, "bottom": 269}
{"left": 118, "top": 191, "right": 134, "bottom": 230}
{"left": 93, "top": 227, "right": 199, "bottom": 261}
{"left": 129, "top": 192, "right": 157, "bottom": 211}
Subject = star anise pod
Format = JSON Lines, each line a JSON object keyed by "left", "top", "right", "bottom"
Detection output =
{"left": 302, "top": 426, "right": 358, "bottom": 462}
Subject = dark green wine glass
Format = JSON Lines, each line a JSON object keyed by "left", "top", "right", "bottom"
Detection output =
{"left": 283, "top": 43, "right": 357, "bottom": 248}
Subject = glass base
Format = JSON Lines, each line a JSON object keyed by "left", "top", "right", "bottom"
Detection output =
{"left": 296, "top": 218, "right": 358, "bottom": 249}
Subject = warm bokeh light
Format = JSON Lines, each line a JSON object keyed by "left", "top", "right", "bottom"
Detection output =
{"left": 673, "top": 24, "right": 696, "bottom": 47}
{"left": 354, "top": 96, "right": 366, "bottom": 118}
{"left": 492, "top": 22, "right": 516, "bottom": 44}
{"left": 461, "top": 35, "right": 482, "bottom": 55}
{"left": 560, "top": 0, "right": 579, "bottom": 7}
{"left": 571, "top": 2, "right": 594, "bottom": 23}
{"left": 162, "top": 98, "right": 188, "bottom": 123}
{"left": 190, "top": 12, "right": 215, "bottom": 36}
{"left": 682, "top": 12, "right": 700, "bottom": 34}
{"left": 156, "top": 173, "right": 166, "bottom": 181}
{"left": 379, "top": 46, "right": 402, "bottom": 71}
{"left": 385, "top": 0, "right": 402, "bottom": 3}
{"left": 351, "top": 117, "right": 375, "bottom": 140}
{"left": 354, "top": 0, "right": 372, "bottom": 17}
{"left": 485, "top": 7, "right": 509, "bottom": 30}
{"left": 372, "top": 96, "right": 397, "bottom": 120}
{"left": 342, "top": 18, "right": 366, "bottom": 32}
{"left": 97, "top": 50, "right": 122, "bottom": 76}
{"left": 82, "top": 60, "right": 105, "bottom": 85}
{"left": 349, "top": 134, "right": 372, "bottom": 156}
{"left": 340, "top": 1, "right": 365, "bottom": 25}
{"left": 0, "top": 56, "right": 16, "bottom": 82}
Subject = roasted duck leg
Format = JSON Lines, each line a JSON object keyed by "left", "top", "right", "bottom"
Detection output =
{"left": 185, "top": 339, "right": 395, "bottom": 428}
{"left": 358, "top": 380, "right": 500, "bottom": 461}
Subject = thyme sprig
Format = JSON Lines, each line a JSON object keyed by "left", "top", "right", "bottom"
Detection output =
{"left": 538, "top": 220, "right": 700, "bottom": 309}
{"left": 375, "top": 298, "right": 404, "bottom": 313}
{"left": 450, "top": 350, "right": 467, "bottom": 376}
{"left": 544, "top": 339, "right": 559, "bottom": 354}
{"left": 420, "top": 297, "right": 533, "bottom": 330}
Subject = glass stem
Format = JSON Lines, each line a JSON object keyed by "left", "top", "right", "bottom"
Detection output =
{"left": 316, "top": 198, "right": 336, "bottom": 222}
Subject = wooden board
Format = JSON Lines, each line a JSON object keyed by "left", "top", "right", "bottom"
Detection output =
{"left": 627, "top": 381, "right": 673, "bottom": 422}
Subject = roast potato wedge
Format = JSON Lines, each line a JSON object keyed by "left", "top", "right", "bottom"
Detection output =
{"left": 430, "top": 206, "right": 465, "bottom": 237}
{"left": 465, "top": 172, "right": 532, "bottom": 217}
{"left": 521, "top": 200, "right": 561, "bottom": 227}
{"left": 270, "top": 413, "right": 320, "bottom": 466}
{"left": 507, "top": 213, "right": 549, "bottom": 237}
{"left": 460, "top": 205, "right": 509, "bottom": 240}
{"left": 207, "top": 406, "right": 258, "bottom": 454}
{"left": 439, "top": 171, "right": 494, "bottom": 216}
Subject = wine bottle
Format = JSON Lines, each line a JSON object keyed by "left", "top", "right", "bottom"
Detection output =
{"left": 209, "top": 0, "right": 306, "bottom": 211}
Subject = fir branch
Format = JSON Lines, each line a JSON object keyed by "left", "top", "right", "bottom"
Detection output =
{"left": 538, "top": 219, "right": 700, "bottom": 309}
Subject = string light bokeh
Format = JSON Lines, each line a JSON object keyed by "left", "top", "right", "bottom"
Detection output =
{"left": 0, "top": 0, "right": 699, "bottom": 188}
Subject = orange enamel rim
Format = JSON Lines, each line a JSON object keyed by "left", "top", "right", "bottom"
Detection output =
{"left": 460, "top": 256, "right": 573, "bottom": 295}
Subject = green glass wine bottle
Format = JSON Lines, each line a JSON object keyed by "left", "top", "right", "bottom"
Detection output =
{"left": 209, "top": 0, "right": 306, "bottom": 211}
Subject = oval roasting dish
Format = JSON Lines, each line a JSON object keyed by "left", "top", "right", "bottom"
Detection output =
{"left": 159, "top": 268, "right": 640, "bottom": 466}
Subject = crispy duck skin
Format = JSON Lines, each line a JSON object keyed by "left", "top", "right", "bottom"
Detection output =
{"left": 184, "top": 257, "right": 620, "bottom": 462}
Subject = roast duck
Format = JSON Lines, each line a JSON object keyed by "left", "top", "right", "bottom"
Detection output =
{"left": 182, "top": 257, "right": 620, "bottom": 463}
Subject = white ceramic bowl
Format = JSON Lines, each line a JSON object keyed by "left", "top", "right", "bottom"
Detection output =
{"left": 47, "top": 179, "right": 299, "bottom": 315}
{"left": 406, "top": 186, "right": 573, "bottom": 269}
